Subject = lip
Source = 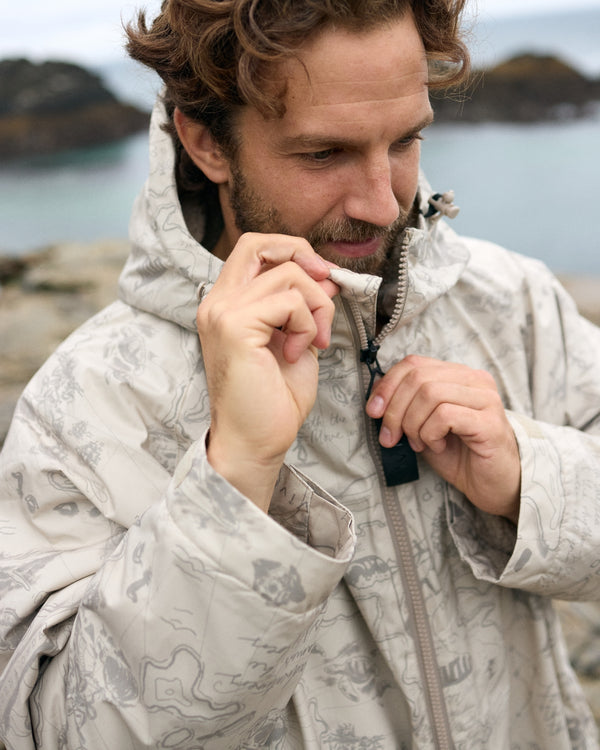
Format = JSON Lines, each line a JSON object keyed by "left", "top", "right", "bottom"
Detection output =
{"left": 326, "top": 238, "right": 382, "bottom": 258}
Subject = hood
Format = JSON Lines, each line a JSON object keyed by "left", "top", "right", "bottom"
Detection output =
{"left": 119, "top": 98, "right": 470, "bottom": 333}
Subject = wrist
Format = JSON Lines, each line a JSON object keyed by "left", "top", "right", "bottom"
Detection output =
{"left": 206, "top": 428, "right": 285, "bottom": 513}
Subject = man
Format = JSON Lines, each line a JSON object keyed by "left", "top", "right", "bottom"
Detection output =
{"left": 1, "top": 1, "right": 599, "bottom": 748}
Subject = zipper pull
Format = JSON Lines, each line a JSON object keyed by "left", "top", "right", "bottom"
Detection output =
{"left": 360, "top": 340, "right": 420, "bottom": 487}
{"left": 360, "top": 341, "right": 385, "bottom": 400}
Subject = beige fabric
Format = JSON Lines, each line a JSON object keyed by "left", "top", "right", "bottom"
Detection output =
{"left": 1, "top": 100, "right": 600, "bottom": 749}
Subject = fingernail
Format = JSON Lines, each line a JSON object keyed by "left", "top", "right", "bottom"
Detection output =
{"left": 380, "top": 426, "right": 393, "bottom": 446}
{"left": 408, "top": 437, "right": 423, "bottom": 453}
{"left": 368, "top": 395, "right": 385, "bottom": 417}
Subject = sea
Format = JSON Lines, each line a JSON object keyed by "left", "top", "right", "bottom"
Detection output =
{"left": 1, "top": 7, "right": 599, "bottom": 274}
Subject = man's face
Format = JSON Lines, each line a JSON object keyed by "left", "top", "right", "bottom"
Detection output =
{"left": 219, "top": 13, "right": 433, "bottom": 275}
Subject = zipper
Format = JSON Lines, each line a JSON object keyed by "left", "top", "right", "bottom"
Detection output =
{"left": 372, "top": 227, "right": 412, "bottom": 349}
{"left": 345, "top": 231, "right": 455, "bottom": 749}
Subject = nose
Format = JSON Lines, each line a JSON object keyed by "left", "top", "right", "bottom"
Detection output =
{"left": 343, "top": 155, "right": 401, "bottom": 227}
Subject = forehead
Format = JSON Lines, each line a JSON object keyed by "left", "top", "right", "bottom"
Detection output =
{"left": 246, "top": 16, "right": 431, "bottom": 141}
{"left": 285, "top": 17, "right": 428, "bottom": 106}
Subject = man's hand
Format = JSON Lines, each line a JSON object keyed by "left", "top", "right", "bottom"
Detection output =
{"left": 197, "top": 233, "right": 338, "bottom": 512}
{"left": 366, "top": 355, "right": 521, "bottom": 523}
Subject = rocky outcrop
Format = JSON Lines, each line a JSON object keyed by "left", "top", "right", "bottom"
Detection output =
{"left": 433, "top": 53, "right": 600, "bottom": 123}
{"left": 0, "top": 58, "right": 149, "bottom": 159}
{"left": 0, "top": 240, "right": 130, "bottom": 443}
{"left": 2, "top": 52, "right": 599, "bottom": 161}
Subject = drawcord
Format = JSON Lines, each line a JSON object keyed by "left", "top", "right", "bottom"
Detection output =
{"left": 424, "top": 190, "right": 460, "bottom": 220}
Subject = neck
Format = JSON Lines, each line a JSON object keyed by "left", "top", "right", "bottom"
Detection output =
{"left": 212, "top": 231, "right": 233, "bottom": 262}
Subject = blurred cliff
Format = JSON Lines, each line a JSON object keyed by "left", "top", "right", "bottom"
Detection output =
{"left": 0, "top": 52, "right": 599, "bottom": 160}
{"left": 432, "top": 52, "right": 600, "bottom": 122}
{"left": 0, "top": 58, "right": 149, "bottom": 159}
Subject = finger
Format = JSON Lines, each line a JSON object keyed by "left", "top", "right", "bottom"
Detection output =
{"left": 417, "top": 401, "right": 506, "bottom": 456}
{"left": 367, "top": 356, "right": 496, "bottom": 420}
{"left": 377, "top": 378, "right": 498, "bottom": 449}
{"left": 209, "top": 287, "right": 320, "bottom": 364}
{"left": 266, "top": 290, "right": 321, "bottom": 363}
{"left": 257, "top": 266, "right": 339, "bottom": 338}
{"left": 399, "top": 381, "right": 497, "bottom": 447}
{"left": 319, "top": 277, "right": 341, "bottom": 300}
{"left": 200, "top": 262, "right": 335, "bottom": 350}
{"left": 252, "top": 263, "right": 336, "bottom": 350}
{"left": 219, "top": 233, "right": 332, "bottom": 287}
{"left": 413, "top": 403, "right": 480, "bottom": 454}
{"left": 210, "top": 260, "right": 333, "bottom": 312}
{"left": 216, "top": 259, "right": 340, "bottom": 334}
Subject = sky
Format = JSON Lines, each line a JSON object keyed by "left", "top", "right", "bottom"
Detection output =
{"left": 1, "top": 0, "right": 600, "bottom": 65}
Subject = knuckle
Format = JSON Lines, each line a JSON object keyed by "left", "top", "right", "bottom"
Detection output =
{"left": 239, "top": 231, "right": 259, "bottom": 244}
{"left": 435, "top": 402, "right": 455, "bottom": 423}
{"left": 403, "top": 353, "right": 423, "bottom": 368}
{"left": 287, "top": 286, "right": 305, "bottom": 306}
{"left": 476, "top": 368, "right": 497, "bottom": 388}
{"left": 321, "top": 294, "right": 336, "bottom": 317}
{"left": 405, "top": 367, "right": 427, "bottom": 390}
{"left": 420, "top": 380, "right": 440, "bottom": 401}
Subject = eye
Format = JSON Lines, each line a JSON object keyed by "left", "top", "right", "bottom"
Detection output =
{"left": 300, "top": 148, "right": 339, "bottom": 163}
{"left": 393, "top": 133, "right": 425, "bottom": 150}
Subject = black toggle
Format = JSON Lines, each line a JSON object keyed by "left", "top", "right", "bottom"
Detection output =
{"left": 360, "top": 342, "right": 420, "bottom": 486}
{"left": 375, "top": 419, "right": 420, "bottom": 486}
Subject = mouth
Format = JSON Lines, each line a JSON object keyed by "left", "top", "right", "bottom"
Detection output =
{"left": 326, "top": 238, "right": 382, "bottom": 258}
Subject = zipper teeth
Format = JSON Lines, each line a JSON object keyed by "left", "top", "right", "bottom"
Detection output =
{"left": 356, "top": 369, "right": 454, "bottom": 748}
{"left": 345, "top": 229, "right": 411, "bottom": 352}
{"left": 348, "top": 298, "right": 369, "bottom": 351}
{"left": 382, "top": 482, "right": 454, "bottom": 749}
{"left": 345, "top": 230, "right": 455, "bottom": 748}
{"left": 361, "top": 412, "right": 453, "bottom": 749}
{"left": 373, "top": 229, "right": 412, "bottom": 348}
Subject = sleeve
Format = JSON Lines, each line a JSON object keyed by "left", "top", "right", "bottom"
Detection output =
{"left": 446, "top": 265, "right": 600, "bottom": 601}
{"left": 0, "top": 425, "right": 355, "bottom": 750}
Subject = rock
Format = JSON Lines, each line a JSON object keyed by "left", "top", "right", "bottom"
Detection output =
{"left": 0, "top": 239, "right": 130, "bottom": 444}
{"left": 0, "top": 58, "right": 149, "bottom": 159}
{"left": 0, "top": 58, "right": 114, "bottom": 117}
{"left": 433, "top": 53, "right": 600, "bottom": 123}
{"left": 0, "top": 255, "right": 27, "bottom": 284}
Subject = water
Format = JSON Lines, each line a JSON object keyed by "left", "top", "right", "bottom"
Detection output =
{"left": 0, "top": 133, "right": 150, "bottom": 254}
{"left": 0, "top": 8, "right": 599, "bottom": 273}
{"left": 421, "top": 113, "right": 600, "bottom": 274}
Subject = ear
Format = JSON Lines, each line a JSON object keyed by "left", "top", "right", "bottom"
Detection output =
{"left": 174, "top": 107, "right": 231, "bottom": 185}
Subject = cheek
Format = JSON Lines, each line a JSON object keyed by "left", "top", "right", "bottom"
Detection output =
{"left": 391, "top": 147, "right": 421, "bottom": 208}
{"left": 281, "top": 173, "right": 343, "bottom": 225}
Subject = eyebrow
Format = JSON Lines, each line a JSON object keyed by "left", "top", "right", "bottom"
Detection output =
{"left": 278, "top": 113, "right": 435, "bottom": 152}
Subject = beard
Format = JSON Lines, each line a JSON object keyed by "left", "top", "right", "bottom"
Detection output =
{"left": 228, "top": 161, "right": 409, "bottom": 276}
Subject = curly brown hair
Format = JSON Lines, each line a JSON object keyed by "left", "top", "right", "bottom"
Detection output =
{"left": 126, "top": 0, "right": 470, "bottom": 196}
